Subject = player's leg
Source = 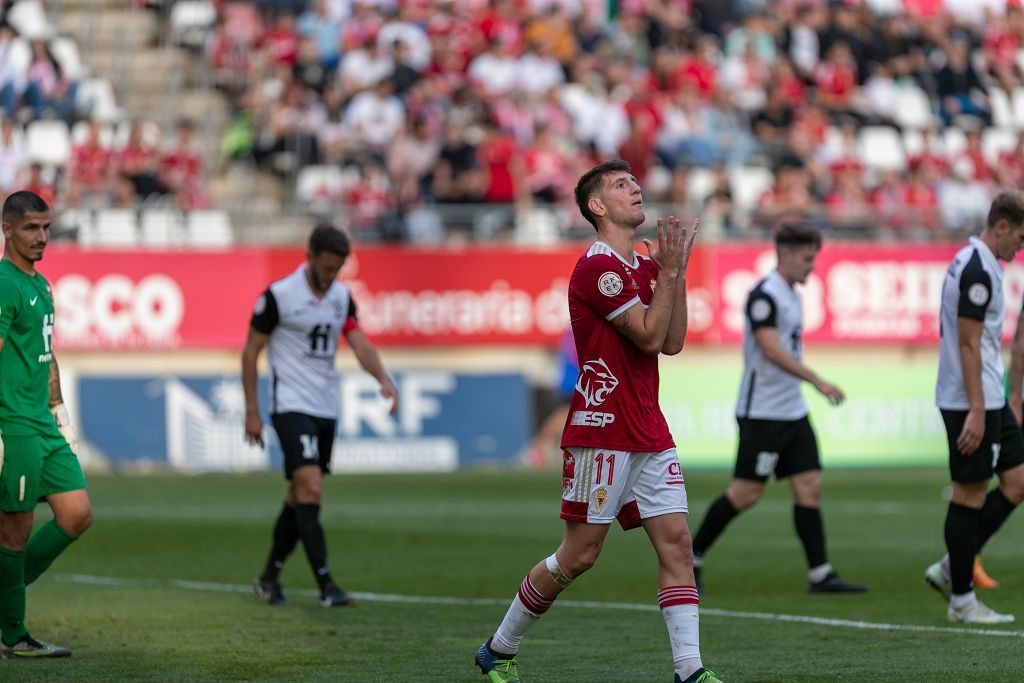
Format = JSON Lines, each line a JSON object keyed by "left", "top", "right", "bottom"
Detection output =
{"left": 975, "top": 407, "right": 1024, "bottom": 559}
{"left": 933, "top": 409, "right": 1013, "bottom": 622}
{"left": 691, "top": 418, "right": 771, "bottom": 592}
{"left": 635, "top": 450, "right": 723, "bottom": 683}
{"left": 0, "top": 433, "right": 68, "bottom": 657}
{"left": 25, "top": 433, "right": 91, "bottom": 586}
{"left": 306, "top": 416, "right": 351, "bottom": 607}
{"left": 254, "top": 413, "right": 310, "bottom": 606}
{"left": 477, "top": 447, "right": 619, "bottom": 682}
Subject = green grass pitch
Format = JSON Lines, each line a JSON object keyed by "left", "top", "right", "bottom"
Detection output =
{"left": 4, "top": 467, "right": 1023, "bottom": 682}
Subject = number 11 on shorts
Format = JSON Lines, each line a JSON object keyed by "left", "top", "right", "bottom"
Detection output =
{"left": 595, "top": 452, "right": 616, "bottom": 485}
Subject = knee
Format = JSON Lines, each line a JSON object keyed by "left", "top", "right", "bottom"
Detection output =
{"left": 560, "top": 544, "right": 601, "bottom": 578}
{"left": 56, "top": 506, "right": 93, "bottom": 537}
{"left": 727, "top": 486, "right": 762, "bottom": 511}
{"left": 293, "top": 480, "right": 323, "bottom": 505}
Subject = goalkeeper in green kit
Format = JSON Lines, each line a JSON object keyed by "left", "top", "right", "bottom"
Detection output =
{"left": 0, "top": 191, "right": 92, "bottom": 658}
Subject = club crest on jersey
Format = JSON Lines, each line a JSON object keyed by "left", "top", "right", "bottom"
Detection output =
{"left": 575, "top": 358, "right": 619, "bottom": 408}
{"left": 594, "top": 487, "right": 609, "bottom": 513}
{"left": 967, "top": 283, "right": 990, "bottom": 307}
{"left": 598, "top": 271, "right": 623, "bottom": 297}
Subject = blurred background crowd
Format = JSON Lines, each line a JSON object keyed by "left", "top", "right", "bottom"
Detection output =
{"left": 3, "top": 0, "right": 1024, "bottom": 244}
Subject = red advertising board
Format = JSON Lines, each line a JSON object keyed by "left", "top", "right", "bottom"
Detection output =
{"left": 22, "top": 242, "right": 1024, "bottom": 351}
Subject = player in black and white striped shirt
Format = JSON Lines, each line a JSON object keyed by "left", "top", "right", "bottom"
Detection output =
{"left": 690, "top": 224, "right": 865, "bottom": 595}
{"left": 925, "top": 192, "right": 1024, "bottom": 624}
{"left": 242, "top": 224, "right": 399, "bottom": 608}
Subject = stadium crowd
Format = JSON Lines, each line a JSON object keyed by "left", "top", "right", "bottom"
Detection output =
{"left": 203, "top": 0, "right": 1024, "bottom": 240}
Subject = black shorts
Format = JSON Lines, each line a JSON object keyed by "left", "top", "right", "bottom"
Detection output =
{"left": 940, "top": 405, "right": 1024, "bottom": 484}
{"left": 734, "top": 416, "right": 821, "bottom": 482}
{"left": 271, "top": 412, "right": 337, "bottom": 480}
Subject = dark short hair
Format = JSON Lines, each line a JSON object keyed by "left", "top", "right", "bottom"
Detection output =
{"left": 2, "top": 190, "right": 49, "bottom": 225}
{"left": 308, "top": 223, "right": 351, "bottom": 258}
{"left": 775, "top": 223, "right": 822, "bottom": 249}
{"left": 574, "top": 159, "right": 631, "bottom": 230}
{"left": 987, "top": 191, "right": 1024, "bottom": 229}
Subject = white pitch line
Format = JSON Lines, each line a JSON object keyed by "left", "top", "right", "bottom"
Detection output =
{"left": 51, "top": 573, "right": 1024, "bottom": 639}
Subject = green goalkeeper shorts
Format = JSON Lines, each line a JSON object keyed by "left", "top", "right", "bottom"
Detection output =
{"left": 0, "top": 429, "right": 87, "bottom": 513}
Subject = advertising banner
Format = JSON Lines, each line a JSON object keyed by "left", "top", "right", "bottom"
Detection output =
{"left": 660, "top": 351, "right": 947, "bottom": 469}
{"left": 32, "top": 242, "right": 1024, "bottom": 350}
{"left": 76, "top": 370, "right": 530, "bottom": 472}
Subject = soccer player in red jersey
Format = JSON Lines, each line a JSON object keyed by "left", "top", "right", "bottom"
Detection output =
{"left": 475, "top": 160, "right": 723, "bottom": 683}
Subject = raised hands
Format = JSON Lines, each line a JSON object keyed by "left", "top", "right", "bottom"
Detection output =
{"left": 642, "top": 216, "right": 699, "bottom": 274}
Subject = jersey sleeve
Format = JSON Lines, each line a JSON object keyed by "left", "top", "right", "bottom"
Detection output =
{"left": 0, "top": 278, "right": 18, "bottom": 341}
{"left": 573, "top": 255, "right": 641, "bottom": 321}
{"left": 250, "top": 288, "right": 280, "bottom": 334}
{"left": 957, "top": 254, "right": 992, "bottom": 321}
{"left": 343, "top": 295, "right": 359, "bottom": 334}
{"left": 746, "top": 289, "right": 778, "bottom": 330}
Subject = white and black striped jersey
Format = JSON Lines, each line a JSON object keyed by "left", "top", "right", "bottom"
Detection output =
{"left": 736, "top": 270, "right": 808, "bottom": 420}
{"left": 936, "top": 237, "right": 1006, "bottom": 411}
{"left": 250, "top": 265, "right": 358, "bottom": 419}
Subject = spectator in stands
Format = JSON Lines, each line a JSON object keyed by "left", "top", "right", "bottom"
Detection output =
{"left": 385, "top": 116, "right": 440, "bottom": 205}
{"left": 782, "top": 3, "right": 823, "bottom": 81}
{"left": 903, "top": 162, "right": 940, "bottom": 232}
{"left": 343, "top": 78, "right": 405, "bottom": 160}
{"left": 477, "top": 116, "right": 521, "bottom": 204}
{"left": 814, "top": 41, "right": 864, "bottom": 123}
{"left": 982, "top": 5, "right": 1023, "bottom": 93}
{"left": 825, "top": 168, "right": 873, "bottom": 232}
{"left": 0, "top": 26, "right": 26, "bottom": 119}
{"left": 957, "top": 128, "right": 995, "bottom": 185}
{"left": 67, "top": 121, "right": 112, "bottom": 205}
{"left": 296, "top": 0, "right": 342, "bottom": 70}
{"left": 521, "top": 123, "right": 569, "bottom": 204}
{"left": 996, "top": 136, "right": 1024, "bottom": 189}
{"left": 161, "top": 119, "right": 206, "bottom": 209}
{"left": 343, "top": 160, "right": 392, "bottom": 235}
{"left": 0, "top": 118, "right": 24, "bottom": 194}
{"left": 117, "top": 122, "right": 166, "bottom": 201}
{"left": 468, "top": 37, "right": 520, "bottom": 100}
{"left": 757, "top": 156, "right": 818, "bottom": 229}
{"left": 263, "top": 12, "right": 300, "bottom": 68}
{"left": 432, "top": 119, "right": 483, "bottom": 204}
{"left": 938, "top": 156, "right": 993, "bottom": 233}
{"left": 24, "top": 40, "right": 77, "bottom": 121}
{"left": 20, "top": 161, "right": 56, "bottom": 206}
{"left": 752, "top": 86, "right": 795, "bottom": 165}
{"left": 907, "top": 126, "right": 950, "bottom": 183}
{"left": 339, "top": 36, "right": 394, "bottom": 95}
{"left": 936, "top": 37, "right": 992, "bottom": 126}
{"left": 377, "top": 3, "right": 432, "bottom": 73}
{"left": 390, "top": 40, "right": 423, "bottom": 97}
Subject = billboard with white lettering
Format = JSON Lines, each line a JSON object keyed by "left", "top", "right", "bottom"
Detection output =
{"left": 76, "top": 371, "right": 530, "bottom": 472}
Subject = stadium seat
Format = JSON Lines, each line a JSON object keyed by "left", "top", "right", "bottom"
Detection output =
{"left": 857, "top": 126, "right": 907, "bottom": 171}
{"left": 1012, "top": 87, "right": 1024, "bottom": 129}
{"left": 170, "top": 0, "right": 217, "bottom": 48}
{"left": 295, "top": 164, "right": 343, "bottom": 205}
{"left": 50, "top": 36, "right": 83, "bottom": 81}
{"left": 6, "top": 0, "right": 51, "bottom": 40}
{"left": 89, "top": 209, "right": 139, "bottom": 248}
{"left": 943, "top": 127, "right": 968, "bottom": 157}
{"left": 981, "top": 127, "right": 1018, "bottom": 165}
{"left": 140, "top": 208, "right": 186, "bottom": 247}
{"left": 687, "top": 167, "right": 716, "bottom": 206}
{"left": 76, "top": 78, "right": 121, "bottom": 122}
{"left": 57, "top": 207, "right": 93, "bottom": 242}
{"left": 25, "top": 119, "right": 70, "bottom": 166}
{"left": 892, "top": 87, "right": 935, "bottom": 129}
{"left": 71, "top": 120, "right": 114, "bottom": 147}
{"left": 514, "top": 207, "right": 559, "bottom": 245}
{"left": 7, "top": 37, "right": 31, "bottom": 77}
{"left": 186, "top": 209, "right": 234, "bottom": 247}
{"left": 727, "top": 166, "right": 774, "bottom": 213}
{"left": 989, "top": 88, "right": 1014, "bottom": 129}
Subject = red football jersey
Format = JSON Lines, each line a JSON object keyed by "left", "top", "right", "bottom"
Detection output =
{"left": 560, "top": 241, "right": 675, "bottom": 453}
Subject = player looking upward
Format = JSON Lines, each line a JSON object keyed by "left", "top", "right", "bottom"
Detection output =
{"left": 474, "top": 160, "right": 723, "bottom": 683}
{"left": 242, "top": 223, "right": 398, "bottom": 608}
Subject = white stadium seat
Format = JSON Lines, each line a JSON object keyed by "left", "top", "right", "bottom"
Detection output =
{"left": 981, "top": 127, "right": 1018, "bottom": 165}
{"left": 50, "top": 36, "right": 83, "bottom": 81}
{"left": 6, "top": 0, "right": 52, "bottom": 40}
{"left": 296, "top": 164, "right": 343, "bottom": 205}
{"left": 989, "top": 88, "right": 1014, "bottom": 129}
{"left": 1012, "top": 87, "right": 1024, "bottom": 129}
{"left": 186, "top": 209, "right": 234, "bottom": 247}
{"left": 25, "top": 119, "right": 70, "bottom": 166}
{"left": 686, "top": 167, "right": 716, "bottom": 206}
{"left": 140, "top": 208, "right": 186, "bottom": 247}
{"left": 170, "top": 0, "right": 217, "bottom": 48}
{"left": 76, "top": 78, "right": 121, "bottom": 122}
{"left": 90, "top": 208, "right": 139, "bottom": 248}
{"left": 727, "top": 166, "right": 774, "bottom": 213}
{"left": 893, "top": 87, "right": 935, "bottom": 129}
{"left": 70, "top": 120, "right": 113, "bottom": 147}
{"left": 943, "top": 127, "right": 968, "bottom": 157}
{"left": 857, "top": 126, "right": 907, "bottom": 171}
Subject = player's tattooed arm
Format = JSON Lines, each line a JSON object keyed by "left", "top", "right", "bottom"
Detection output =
{"left": 610, "top": 305, "right": 649, "bottom": 351}
{"left": 48, "top": 356, "right": 64, "bottom": 408}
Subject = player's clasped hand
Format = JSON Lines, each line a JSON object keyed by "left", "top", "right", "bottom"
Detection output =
{"left": 957, "top": 409, "right": 984, "bottom": 455}
{"left": 642, "top": 216, "right": 699, "bottom": 273}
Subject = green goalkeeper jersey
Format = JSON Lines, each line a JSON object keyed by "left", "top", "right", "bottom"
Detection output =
{"left": 0, "top": 259, "right": 56, "bottom": 436}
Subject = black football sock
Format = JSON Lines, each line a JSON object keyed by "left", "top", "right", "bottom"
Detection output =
{"left": 944, "top": 502, "right": 980, "bottom": 596}
{"left": 261, "top": 503, "right": 299, "bottom": 582}
{"left": 793, "top": 505, "right": 828, "bottom": 570}
{"left": 976, "top": 488, "right": 1017, "bottom": 552}
{"left": 295, "top": 503, "right": 333, "bottom": 590}
{"left": 692, "top": 494, "right": 740, "bottom": 557}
